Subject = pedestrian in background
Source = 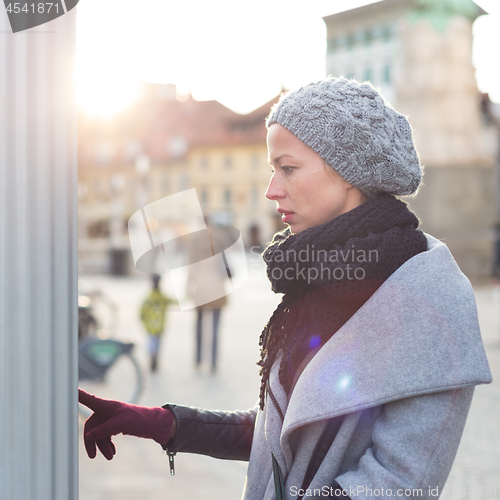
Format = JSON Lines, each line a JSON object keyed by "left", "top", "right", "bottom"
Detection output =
{"left": 79, "top": 78, "right": 492, "bottom": 500}
{"left": 185, "top": 220, "right": 231, "bottom": 372}
{"left": 140, "top": 274, "right": 171, "bottom": 372}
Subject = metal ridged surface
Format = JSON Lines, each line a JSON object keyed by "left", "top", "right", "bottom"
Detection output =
{"left": 0, "top": 7, "right": 78, "bottom": 500}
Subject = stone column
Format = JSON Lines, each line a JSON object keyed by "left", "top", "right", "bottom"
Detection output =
{"left": 0, "top": 7, "right": 78, "bottom": 500}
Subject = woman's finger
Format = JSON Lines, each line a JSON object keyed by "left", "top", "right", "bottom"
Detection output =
{"left": 83, "top": 435, "right": 97, "bottom": 459}
{"left": 96, "top": 437, "right": 116, "bottom": 461}
{"left": 79, "top": 388, "right": 119, "bottom": 420}
{"left": 83, "top": 413, "right": 116, "bottom": 460}
{"left": 82, "top": 413, "right": 102, "bottom": 459}
{"left": 78, "top": 388, "right": 104, "bottom": 412}
{"left": 86, "top": 415, "right": 123, "bottom": 442}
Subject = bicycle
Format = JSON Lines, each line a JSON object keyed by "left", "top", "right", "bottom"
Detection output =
{"left": 78, "top": 337, "right": 144, "bottom": 416}
{"left": 78, "top": 284, "right": 144, "bottom": 416}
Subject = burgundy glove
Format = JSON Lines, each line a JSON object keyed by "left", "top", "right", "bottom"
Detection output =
{"left": 78, "top": 389, "right": 174, "bottom": 460}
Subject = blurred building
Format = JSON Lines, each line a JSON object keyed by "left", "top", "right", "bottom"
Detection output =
{"left": 324, "top": 0, "right": 499, "bottom": 276}
{"left": 78, "top": 84, "right": 281, "bottom": 274}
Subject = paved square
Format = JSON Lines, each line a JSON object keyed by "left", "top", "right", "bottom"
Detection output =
{"left": 78, "top": 266, "right": 500, "bottom": 500}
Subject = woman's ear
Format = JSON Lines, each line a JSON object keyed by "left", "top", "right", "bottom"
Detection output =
{"left": 355, "top": 188, "right": 369, "bottom": 204}
{"left": 350, "top": 186, "right": 368, "bottom": 206}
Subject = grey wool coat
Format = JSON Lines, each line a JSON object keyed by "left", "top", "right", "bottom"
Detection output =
{"left": 166, "top": 235, "right": 492, "bottom": 500}
{"left": 241, "top": 235, "right": 492, "bottom": 500}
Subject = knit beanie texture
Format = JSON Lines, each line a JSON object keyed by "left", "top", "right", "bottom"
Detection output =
{"left": 266, "top": 78, "right": 422, "bottom": 197}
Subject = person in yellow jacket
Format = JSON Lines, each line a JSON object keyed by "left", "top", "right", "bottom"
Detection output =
{"left": 140, "top": 274, "right": 171, "bottom": 372}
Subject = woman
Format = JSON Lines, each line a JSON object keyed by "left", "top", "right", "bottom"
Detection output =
{"left": 79, "top": 78, "right": 492, "bottom": 500}
{"left": 185, "top": 219, "right": 232, "bottom": 372}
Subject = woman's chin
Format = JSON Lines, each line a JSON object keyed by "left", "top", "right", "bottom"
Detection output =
{"left": 288, "top": 222, "right": 304, "bottom": 234}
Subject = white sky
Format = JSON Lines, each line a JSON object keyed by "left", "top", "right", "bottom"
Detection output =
{"left": 75, "top": 0, "right": 500, "bottom": 115}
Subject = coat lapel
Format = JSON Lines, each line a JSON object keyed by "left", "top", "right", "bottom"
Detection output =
{"left": 281, "top": 235, "right": 492, "bottom": 442}
{"left": 264, "top": 351, "right": 290, "bottom": 474}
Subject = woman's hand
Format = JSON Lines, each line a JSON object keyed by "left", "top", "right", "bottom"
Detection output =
{"left": 78, "top": 389, "right": 175, "bottom": 460}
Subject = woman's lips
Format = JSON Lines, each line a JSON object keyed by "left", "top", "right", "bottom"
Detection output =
{"left": 278, "top": 209, "right": 294, "bottom": 224}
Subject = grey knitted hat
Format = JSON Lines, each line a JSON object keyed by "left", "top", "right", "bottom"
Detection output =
{"left": 266, "top": 77, "right": 422, "bottom": 197}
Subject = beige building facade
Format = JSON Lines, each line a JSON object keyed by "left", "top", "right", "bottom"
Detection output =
{"left": 77, "top": 90, "right": 281, "bottom": 274}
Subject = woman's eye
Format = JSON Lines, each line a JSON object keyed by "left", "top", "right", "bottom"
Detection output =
{"left": 282, "top": 167, "right": 294, "bottom": 174}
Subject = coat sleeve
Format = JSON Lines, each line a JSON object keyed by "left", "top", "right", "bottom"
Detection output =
{"left": 161, "top": 404, "right": 257, "bottom": 461}
{"left": 335, "top": 386, "right": 475, "bottom": 500}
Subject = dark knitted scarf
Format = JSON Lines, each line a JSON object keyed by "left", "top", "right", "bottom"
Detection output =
{"left": 257, "top": 193, "right": 428, "bottom": 410}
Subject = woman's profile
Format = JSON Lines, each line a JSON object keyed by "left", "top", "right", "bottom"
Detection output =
{"left": 79, "top": 77, "right": 492, "bottom": 500}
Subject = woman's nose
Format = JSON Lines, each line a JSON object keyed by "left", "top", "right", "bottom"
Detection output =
{"left": 265, "top": 174, "right": 284, "bottom": 201}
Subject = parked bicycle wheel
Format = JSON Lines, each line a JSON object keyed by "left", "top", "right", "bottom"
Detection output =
{"left": 78, "top": 338, "right": 143, "bottom": 417}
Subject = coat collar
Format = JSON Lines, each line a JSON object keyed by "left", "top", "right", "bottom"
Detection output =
{"left": 264, "top": 350, "right": 290, "bottom": 472}
{"left": 269, "top": 235, "right": 492, "bottom": 442}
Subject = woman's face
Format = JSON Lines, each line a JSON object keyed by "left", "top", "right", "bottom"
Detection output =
{"left": 266, "top": 124, "right": 366, "bottom": 234}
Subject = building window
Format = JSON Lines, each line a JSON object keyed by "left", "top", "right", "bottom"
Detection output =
{"left": 327, "top": 38, "right": 338, "bottom": 53}
{"left": 87, "top": 220, "right": 110, "bottom": 239}
{"left": 251, "top": 154, "right": 259, "bottom": 169}
{"left": 123, "top": 141, "right": 142, "bottom": 163}
{"left": 179, "top": 174, "right": 189, "bottom": 191}
{"left": 200, "top": 188, "right": 208, "bottom": 205}
{"left": 110, "top": 173, "right": 125, "bottom": 195}
{"left": 363, "top": 29, "right": 374, "bottom": 46}
{"left": 381, "top": 25, "right": 394, "bottom": 43}
{"left": 77, "top": 182, "right": 88, "bottom": 200}
{"left": 383, "top": 64, "right": 391, "bottom": 83}
{"left": 223, "top": 188, "right": 232, "bottom": 206}
{"left": 168, "top": 135, "right": 188, "bottom": 158}
{"left": 94, "top": 140, "right": 114, "bottom": 166}
{"left": 93, "top": 178, "right": 103, "bottom": 194}
{"left": 346, "top": 33, "right": 355, "bottom": 50}
{"left": 251, "top": 186, "right": 259, "bottom": 206}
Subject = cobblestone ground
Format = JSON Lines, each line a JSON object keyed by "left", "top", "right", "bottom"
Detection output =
{"left": 78, "top": 265, "right": 500, "bottom": 500}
